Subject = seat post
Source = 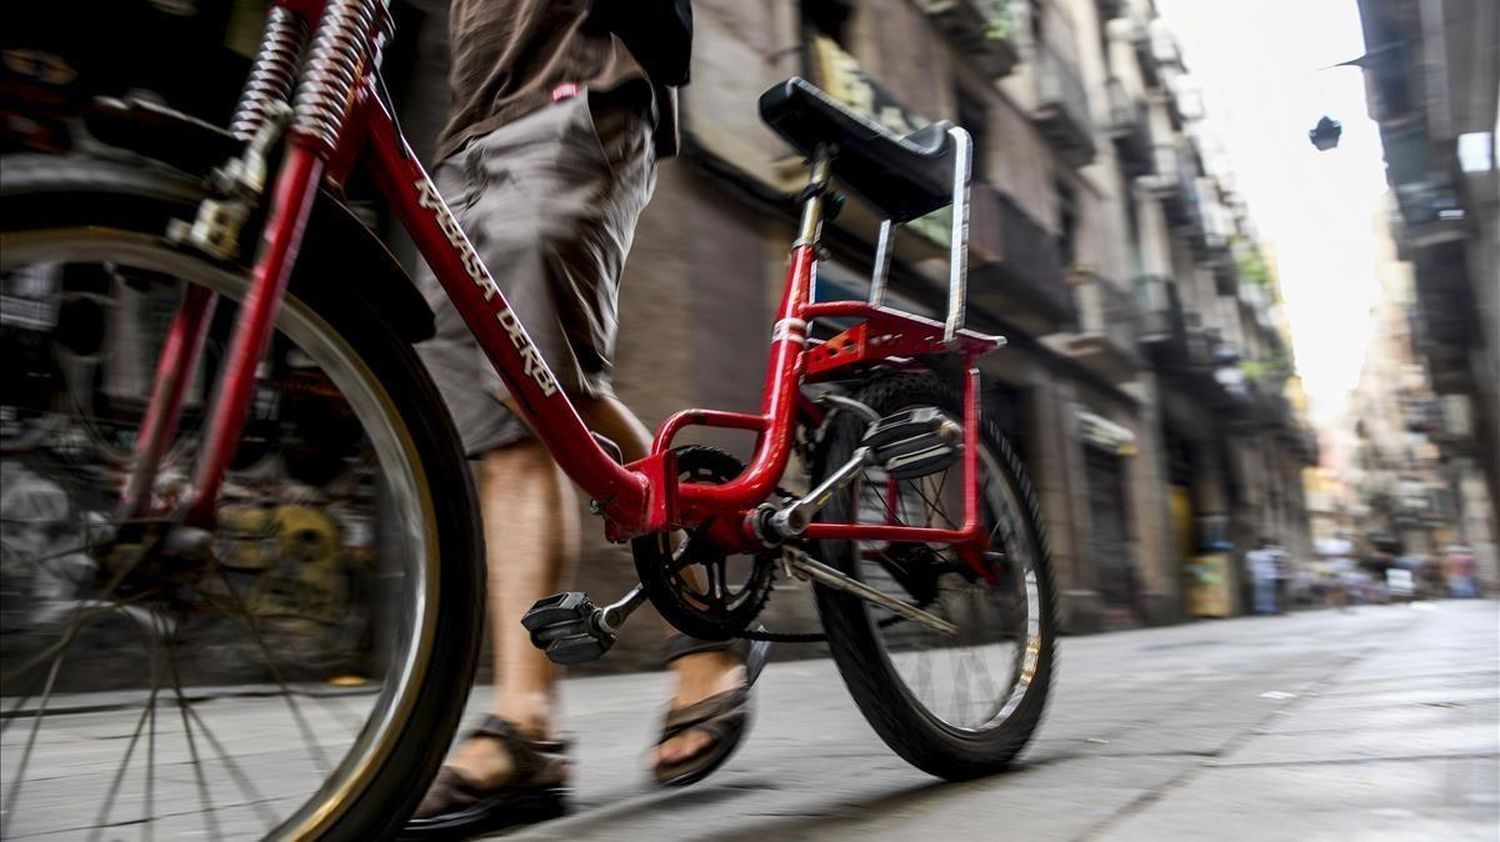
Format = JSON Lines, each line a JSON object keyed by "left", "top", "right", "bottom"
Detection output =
{"left": 943, "top": 127, "right": 973, "bottom": 344}
{"left": 868, "top": 218, "right": 894, "bottom": 307}
{"left": 797, "top": 146, "right": 834, "bottom": 303}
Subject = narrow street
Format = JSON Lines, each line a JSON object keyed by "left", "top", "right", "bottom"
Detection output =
{"left": 494, "top": 600, "right": 1498, "bottom": 841}
{"left": 6, "top": 601, "right": 1495, "bottom": 840}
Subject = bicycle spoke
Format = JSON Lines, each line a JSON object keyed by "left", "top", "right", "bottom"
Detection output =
{"left": 88, "top": 614, "right": 166, "bottom": 841}
{"left": 180, "top": 699, "right": 279, "bottom": 830}
{"left": 864, "top": 480, "right": 898, "bottom": 526}
{"left": 0, "top": 638, "right": 70, "bottom": 839}
{"left": 0, "top": 590, "right": 156, "bottom": 693}
{"left": 145, "top": 615, "right": 160, "bottom": 842}
{"left": 162, "top": 630, "right": 225, "bottom": 841}
{"left": 950, "top": 641, "right": 970, "bottom": 723}
{"left": 906, "top": 479, "right": 958, "bottom": 530}
{"left": 209, "top": 565, "right": 333, "bottom": 775}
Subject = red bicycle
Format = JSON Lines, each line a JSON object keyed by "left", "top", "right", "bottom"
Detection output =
{"left": 0, "top": 1, "right": 1055, "bottom": 837}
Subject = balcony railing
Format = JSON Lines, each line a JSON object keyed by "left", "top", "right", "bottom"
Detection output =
{"left": 1067, "top": 273, "right": 1142, "bottom": 381}
{"left": 1135, "top": 274, "right": 1184, "bottom": 346}
{"left": 1105, "top": 78, "right": 1152, "bottom": 177}
{"left": 1143, "top": 144, "right": 1198, "bottom": 225}
{"left": 914, "top": 0, "right": 1020, "bottom": 79}
{"left": 969, "top": 186, "right": 1074, "bottom": 333}
{"left": 1078, "top": 275, "right": 1138, "bottom": 349}
{"left": 1032, "top": 39, "right": 1096, "bottom": 167}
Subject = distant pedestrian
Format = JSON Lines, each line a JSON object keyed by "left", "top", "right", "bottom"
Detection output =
{"left": 1445, "top": 545, "right": 1478, "bottom": 598}
{"left": 1248, "top": 540, "right": 1278, "bottom": 615}
{"left": 1272, "top": 545, "right": 1292, "bottom": 613}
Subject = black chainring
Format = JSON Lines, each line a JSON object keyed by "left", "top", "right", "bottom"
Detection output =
{"left": 631, "top": 446, "right": 778, "bottom": 641}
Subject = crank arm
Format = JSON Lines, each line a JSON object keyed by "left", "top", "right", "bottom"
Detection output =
{"left": 595, "top": 583, "right": 648, "bottom": 635}
{"left": 765, "top": 446, "right": 874, "bottom": 539}
{"left": 783, "top": 548, "right": 958, "bottom": 636}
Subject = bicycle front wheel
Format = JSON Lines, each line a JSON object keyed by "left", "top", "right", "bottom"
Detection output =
{"left": 0, "top": 156, "right": 485, "bottom": 840}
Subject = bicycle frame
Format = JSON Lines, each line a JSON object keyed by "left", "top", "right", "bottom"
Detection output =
{"left": 127, "top": 0, "right": 1004, "bottom": 576}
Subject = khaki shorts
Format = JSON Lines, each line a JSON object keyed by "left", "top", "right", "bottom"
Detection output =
{"left": 413, "top": 88, "right": 656, "bottom": 455}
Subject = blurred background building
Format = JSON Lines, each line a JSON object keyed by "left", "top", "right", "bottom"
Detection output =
{"left": 1347, "top": 0, "right": 1498, "bottom": 594}
{"left": 5, "top": 0, "right": 1492, "bottom": 676}
{"left": 1311, "top": 210, "right": 1498, "bottom": 594}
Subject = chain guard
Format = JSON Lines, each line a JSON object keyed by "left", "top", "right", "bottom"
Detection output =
{"left": 631, "top": 446, "right": 778, "bottom": 641}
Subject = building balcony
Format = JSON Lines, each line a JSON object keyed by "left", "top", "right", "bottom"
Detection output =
{"left": 1408, "top": 246, "right": 1479, "bottom": 396}
{"left": 1238, "top": 376, "right": 1293, "bottom": 428}
{"left": 968, "top": 186, "right": 1074, "bottom": 335}
{"left": 1429, "top": 395, "right": 1478, "bottom": 458}
{"left": 1031, "top": 40, "right": 1096, "bottom": 167}
{"left": 1128, "top": 15, "right": 1160, "bottom": 89}
{"left": 1138, "top": 277, "right": 1238, "bottom": 405}
{"left": 914, "top": 0, "right": 1021, "bottom": 79}
{"left": 1136, "top": 274, "right": 1186, "bottom": 349}
{"left": 1281, "top": 421, "right": 1320, "bottom": 466}
{"left": 1182, "top": 317, "right": 1220, "bottom": 371}
{"left": 1105, "top": 78, "right": 1153, "bottom": 177}
{"left": 1142, "top": 144, "right": 1196, "bottom": 225}
{"left": 1065, "top": 273, "right": 1142, "bottom": 382}
{"left": 1393, "top": 178, "right": 1470, "bottom": 255}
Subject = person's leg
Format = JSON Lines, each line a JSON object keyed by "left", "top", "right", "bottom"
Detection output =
{"left": 442, "top": 439, "right": 578, "bottom": 788}
{"left": 576, "top": 394, "right": 746, "bottom": 766}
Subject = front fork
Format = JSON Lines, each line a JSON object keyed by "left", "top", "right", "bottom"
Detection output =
{"left": 118, "top": 143, "right": 327, "bottom": 525}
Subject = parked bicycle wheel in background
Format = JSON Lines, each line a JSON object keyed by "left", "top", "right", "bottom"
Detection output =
{"left": 812, "top": 373, "right": 1057, "bottom": 779}
{"left": 0, "top": 155, "right": 485, "bottom": 840}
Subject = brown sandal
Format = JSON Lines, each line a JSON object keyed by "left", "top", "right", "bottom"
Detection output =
{"left": 653, "top": 635, "right": 770, "bottom": 787}
{"left": 402, "top": 716, "right": 570, "bottom": 840}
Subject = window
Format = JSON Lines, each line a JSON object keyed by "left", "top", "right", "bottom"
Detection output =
{"left": 1056, "top": 177, "right": 1079, "bottom": 268}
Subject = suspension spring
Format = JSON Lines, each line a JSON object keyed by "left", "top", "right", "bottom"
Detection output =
{"left": 229, "top": 5, "right": 310, "bottom": 142}
{"left": 291, "top": 0, "right": 388, "bottom": 157}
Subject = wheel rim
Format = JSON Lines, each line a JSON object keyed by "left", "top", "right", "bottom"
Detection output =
{"left": 846, "top": 425, "right": 1043, "bottom": 734}
{"left": 1, "top": 230, "right": 440, "bottom": 839}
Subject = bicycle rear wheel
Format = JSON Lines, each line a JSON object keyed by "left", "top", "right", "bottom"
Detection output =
{"left": 0, "top": 156, "right": 485, "bottom": 840}
{"left": 811, "top": 373, "right": 1057, "bottom": 780}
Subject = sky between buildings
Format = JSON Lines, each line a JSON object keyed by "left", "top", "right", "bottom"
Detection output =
{"left": 1153, "top": 0, "right": 1391, "bottom": 427}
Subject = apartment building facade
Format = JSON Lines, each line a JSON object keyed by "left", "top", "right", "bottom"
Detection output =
{"left": 1354, "top": 0, "right": 1499, "bottom": 543}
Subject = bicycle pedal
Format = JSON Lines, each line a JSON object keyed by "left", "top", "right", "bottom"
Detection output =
{"left": 862, "top": 407, "right": 962, "bottom": 480}
{"left": 521, "top": 592, "right": 617, "bottom": 665}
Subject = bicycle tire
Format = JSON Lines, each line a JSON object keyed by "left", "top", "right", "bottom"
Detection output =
{"left": 0, "top": 154, "right": 485, "bottom": 840}
{"left": 811, "top": 372, "right": 1057, "bottom": 780}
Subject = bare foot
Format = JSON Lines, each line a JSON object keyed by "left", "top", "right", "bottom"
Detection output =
{"left": 655, "top": 650, "right": 746, "bottom": 766}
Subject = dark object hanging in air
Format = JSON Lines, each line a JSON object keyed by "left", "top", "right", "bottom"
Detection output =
{"left": 1309, "top": 116, "right": 1342, "bottom": 151}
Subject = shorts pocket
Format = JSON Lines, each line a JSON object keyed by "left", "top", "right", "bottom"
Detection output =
{"left": 573, "top": 94, "right": 616, "bottom": 178}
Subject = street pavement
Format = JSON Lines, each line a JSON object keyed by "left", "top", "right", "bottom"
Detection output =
{"left": 494, "top": 599, "right": 1499, "bottom": 841}
{"left": 4, "top": 600, "right": 1496, "bottom": 839}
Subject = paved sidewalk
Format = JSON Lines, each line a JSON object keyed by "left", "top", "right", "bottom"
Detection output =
{"left": 476, "top": 599, "right": 1499, "bottom": 841}
{"left": 3, "top": 600, "right": 1494, "bottom": 839}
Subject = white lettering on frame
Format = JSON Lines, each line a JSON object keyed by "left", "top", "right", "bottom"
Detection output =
{"left": 417, "top": 179, "right": 558, "bottom": 397}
